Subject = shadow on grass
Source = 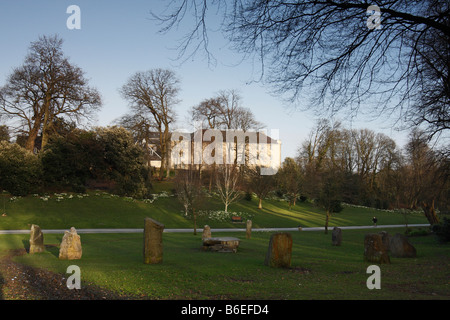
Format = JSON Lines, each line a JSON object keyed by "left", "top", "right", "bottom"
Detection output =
{"left": 44, "top": 244, "right": 60, "bottom": 258}
{"left": 21, "top": 238, "right": 61, "bottom": 258}
{"left": 21, "top": 239, "right": 29, "bottom": 254}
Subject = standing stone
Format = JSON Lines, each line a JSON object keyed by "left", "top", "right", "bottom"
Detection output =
{"left": 246, "top": 220, "right": 252, "bottom": 239}
{"left": 59, "top": 227, "right": 82, "bottom": 260}
{"left": 389, "top": 233, "right": 417, "bottom": 258}
{"left": 264, "top": 232, "right": 293, "bottom": 268}
{"left": 331, "top": 227, "right": 342, "bottom": 246}
{"left": 364, "top": 233, "right": 390, "bottom": 264}
{"left": 378, "top": 231, "right": 391, "bottom": 251}
{"left": 202, "top": 225, "right": 211, "bottom": 241}
{"left": 143, "top": 217, "right": 165, "bottom": 264}
{"left": 29, "top": 224, "right": 45, "bottom": 254}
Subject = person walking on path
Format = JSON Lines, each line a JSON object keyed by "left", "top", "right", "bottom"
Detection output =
{"left": 372, "top": 216, "right": 378, "bottom": 227}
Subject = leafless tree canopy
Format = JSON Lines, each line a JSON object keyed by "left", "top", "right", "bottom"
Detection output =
{"left": 154, "top": 0, "right": 449, "bottom": 140}
{"left": 191, "top": 89, "right": 264, "bottom": 130}
{"left": 0, "top": 35, "right": 101, "bottom": 151}
{"left": 119, "top": 68, "right": 180, "bottom": 178}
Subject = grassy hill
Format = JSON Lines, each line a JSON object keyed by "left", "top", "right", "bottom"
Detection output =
{"left": 0, "top": 181, "right": 448, "bottom": 301}
{"left": 0, "top": 180, "right": 429, "bottom": 231}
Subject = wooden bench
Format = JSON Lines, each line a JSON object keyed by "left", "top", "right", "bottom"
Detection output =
{"left": 231, "top": 216, "right": 243, "bottom": 223}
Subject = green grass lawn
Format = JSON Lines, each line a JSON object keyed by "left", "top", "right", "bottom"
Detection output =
{"left": 0, "top": 183, "right": 429, "bottom": 231}
{"left": 0, "top": 182, "right": 447, "bottom": 300}
{"left": 1, "top": 228, "right": 449, "bottom": 300}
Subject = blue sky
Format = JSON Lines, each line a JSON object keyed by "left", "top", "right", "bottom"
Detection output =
{"left": 0, "top": 0, "right": 410, "bottom": 160}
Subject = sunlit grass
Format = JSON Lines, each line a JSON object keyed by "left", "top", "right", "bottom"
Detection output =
{"left": 0, "top": 187, "right": 429, "bottom": 231}
{"left": 2, "top": 228, "right": 449, "bottom": 300}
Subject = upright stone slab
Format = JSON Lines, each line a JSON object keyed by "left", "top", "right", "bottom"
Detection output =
{"left": 59, "top": 227, "right": 82, "bottom": 260}
{"left": 378, "top": 231, "right": 391, "bottom": 251}
{"left": 331, "top": 227, "right": 342, "bottom": 246}
{"left": 264, "top": 232, "right": 293, "bottom": 268}
{"left": 144, "top": 217, "right": 165, "bottom": 264}
{"left": 389, "top": 233, "right": 417, "bottom": 258}
{"left": 246, "top": 220, "right": 252, "bottom": 239}
{"left": 29, "top": 224, "right": 45, "bottom": 254}
{"left": 364, "top": 233, "right": 390, "bottom": 264}
{"left": 202, "top": 225, "right": 211, "bottom": 241}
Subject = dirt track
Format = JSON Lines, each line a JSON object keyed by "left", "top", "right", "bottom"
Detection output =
{"left": 0, "top": 248, "right": 130, "bottom": 300}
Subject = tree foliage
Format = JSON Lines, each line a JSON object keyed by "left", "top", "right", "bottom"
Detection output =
{"left": 0, "top": 141, "right": 42, "bottom": 196}
{"left": 40, "top": 127, "right": 152, "bottom": 198}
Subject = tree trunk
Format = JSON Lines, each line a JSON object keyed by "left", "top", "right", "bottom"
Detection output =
{"left": 159, "top": 128, "right": 167, "bottom": 179}
{"left": 193, "top": 209, "right": 197, "bottom": 235}
{"left": 422, "top": 200, "right": 439, "bottom": 225}
{"left": 258, "top": 197, "right": 262, "bottom": 209}
{"left": 41, "top": 124, "right": 52, "bottom": 150}
{"left": 325, "top": 211, "right": 330, "bottom": 234}
{"left": 25, "top": 127, "right": 39, "bottom": 153}
{"left": 40, "top": 94, "right": 53, "bottom": 151}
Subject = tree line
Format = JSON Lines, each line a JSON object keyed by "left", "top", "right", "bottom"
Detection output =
{"left": 0, "top": 35, "right": 267, "bottom": 202}
{"left": 0, "top": 34, "right": 448, "bottom": 231}
{"left": 171, "top": 118, "right": 449, "bottom": 234}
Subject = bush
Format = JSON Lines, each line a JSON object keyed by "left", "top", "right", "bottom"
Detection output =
{"left": 97, "top": 127, "right": 152, "bottom": 198}
{"left": 405, "top": 228, "right": 430, "bottom": 237}
{"left": 299, "top": 195, "right": 308, "bottom": 202}
{"left": 40, "top": 134, "right": 98, "bottom": 190}
{"left": 432, "top": 218, "right": 450, "bottom": 243}
{"left": 41, "top": 127, "right": 152, "bottom": 198}
{"left": 0, "top": 142, "right": 42, "bottom": 195}
{"left": 275, "top": 189, "right": 284, "bottom": 198}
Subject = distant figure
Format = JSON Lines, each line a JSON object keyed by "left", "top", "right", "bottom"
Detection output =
{"left": 372, "top": 216, "right": 378, "bottom": 227}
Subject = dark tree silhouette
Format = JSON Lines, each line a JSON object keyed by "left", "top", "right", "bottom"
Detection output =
{"left": 154, "top": 0, "right": 449, "bottom": 140}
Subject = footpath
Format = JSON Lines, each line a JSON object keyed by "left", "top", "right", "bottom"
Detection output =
{"left": 0, "top": 224, "right": 430, "bottom": 234}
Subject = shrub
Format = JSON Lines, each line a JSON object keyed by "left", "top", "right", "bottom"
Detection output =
{"left": 405, "top": 228, "right": 430, "bottom": 237}
{"left": 0, "top": 142, "right": 42, "bottom": 195}
{"left": 41, "top": 127, "right": 152, "bottom": 198}
{"left": 299, "top": 195, "right": 308, "bottom": 202}
{"left": 432, "top": 218, "right": 450, "bottom": 243}
{"left": 40, "top": 133, "right": 98, "bottom": 190}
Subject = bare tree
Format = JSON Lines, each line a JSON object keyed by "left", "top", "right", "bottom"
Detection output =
{"left": 403, "top": 129, "right": 445, "bottom": 224}
{"left": 175, "top": 165, "right": 205, "bottom": 235}
{"left": 0, "top": 35, "right": 101, "bottom": 152}
{"left": 216, "top": 163, "right": 242, "bottom": 212}
{"left": 191, "top": 89, "right": 264, "bottom": 131}
{"left": 120, "top": 68, "right": 180, "bottom": 179}
{"left": 191, "top": 97, "right": 223, "bottom": 129}
{"left": 298, "top": 119, "right": 341, "bottom": 171}
{"left": 115, "top": 112, "right": 159, "bottom": 167}
{"left": 315, "top": 168, "right": 345, "bottom": 234}
{"left": 154, "top": 0, "right": 450, "bottom": 140}
{"left": 191, "top": 89, "right": 264, "bottom": 191}
{"left": 245, "top": 165, "right": 276, "bottom": 209}
{"left": 276, "top": 157, "right": 302, "bottom": 210}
